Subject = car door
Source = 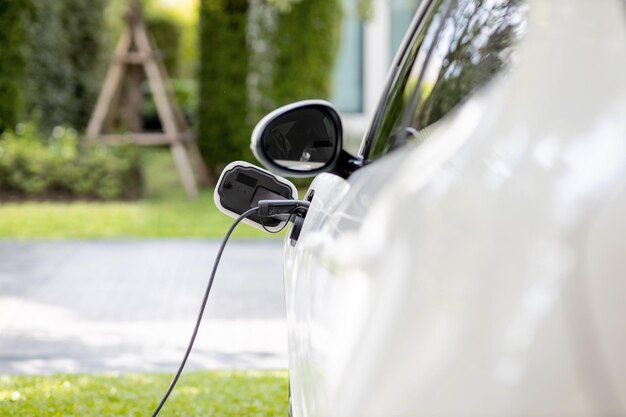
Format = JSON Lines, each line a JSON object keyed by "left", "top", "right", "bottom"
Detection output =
{"left": 282, "top": 0, "right": 626, "bottom": 416}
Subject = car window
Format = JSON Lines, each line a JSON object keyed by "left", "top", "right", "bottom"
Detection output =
{"left": 362, "top": 0, "right": 528, "bottom": 161}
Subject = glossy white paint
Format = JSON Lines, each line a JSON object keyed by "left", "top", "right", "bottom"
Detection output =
{"left": 281, "top": 0, "right": 626, "bottom": 416}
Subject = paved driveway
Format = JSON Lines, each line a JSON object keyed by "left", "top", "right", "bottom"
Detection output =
{"left": 0, "top": 240, "right": 287, "bottom": 374}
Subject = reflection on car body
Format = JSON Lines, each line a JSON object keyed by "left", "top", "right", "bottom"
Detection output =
{"left": 244, "top": 0, "right": 626, "bottom": 416}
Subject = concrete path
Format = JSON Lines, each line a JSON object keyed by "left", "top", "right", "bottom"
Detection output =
{"left": 0, "top": 240, "right": 287, "bottom": 375}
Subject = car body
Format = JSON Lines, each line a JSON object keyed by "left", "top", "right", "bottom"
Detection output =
{"left": 252, "top": 0, "right": 626, "bottom": 415}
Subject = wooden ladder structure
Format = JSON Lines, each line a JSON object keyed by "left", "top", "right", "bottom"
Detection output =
{"left": 86, "top": 0, "right": 208, "bottom": 199}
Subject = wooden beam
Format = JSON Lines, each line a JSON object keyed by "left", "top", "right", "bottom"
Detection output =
{"left": 186, "top": 140, "right": 212, "bottom": 186}
{"left": 170, "top": 142, "right": 198, "bottom": 199}
{"left": 86, "top": 29, "right": 132, "bottom": 140}
{"left": 133, "top": 23, "right": 179, "bottom": 137}
{"left": 115, "top": 51, "right": 161, "bottom": 65}
{"left": 91, "top": 132, "right": 194, "bottom": 146}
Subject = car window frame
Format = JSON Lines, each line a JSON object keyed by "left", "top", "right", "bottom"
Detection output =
{"left": 360, "top": 0, "right": 528, "bottom": 162}
{"left": 359, "top": 0, "right": 436, "bottom": 161}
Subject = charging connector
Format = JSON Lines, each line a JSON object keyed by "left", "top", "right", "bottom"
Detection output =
{"left": 258, "top": 199, "right": 310, "bottom": 221}
{"left": 257, "top": 199, "right": 310, "bottom": 246}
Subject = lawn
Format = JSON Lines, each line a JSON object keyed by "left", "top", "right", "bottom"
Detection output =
{"left": 0, "top": 150, "right": 295, "bottom": 239}
{"left": 0, "top": 370, "right": 288, "bottom": 417}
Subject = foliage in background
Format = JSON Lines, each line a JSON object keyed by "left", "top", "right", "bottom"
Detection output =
{"left": 0, "top": 1, "right": 27, "bottom": 133}
{"left": 269, "top": 0, "right": 342, "bottom": 107}
{"left": 142, "top": 79, "right": 198, "bottom": 131}
{"left": 140, "top": 11, "right": 190, "bottom": 130}
{"left": 0, "top": 150, "right": 281, "bottom": 239}
{"left": 23, "top": 0, "right": 107, "bottom": 132}
{"left": 0, "top": 371, "right": 288, "bottom": 417}
{"left": 199, "top": 0, "right": 342, "bottom": 181}
{"left": 146, "top": 10, "right": 183, "bottom": 76}
{"left": 356, "top": 0, "right": 374, "bottom": 20}
{"left": 0, "top": 124, "right": 142, "bottom": 200}
{"left": 145, "top": 0, "right": 200, "bottom": 79}
{"left": 197, "top": 0, "right": 251, "bottom": 179}
{"left": 2, "top": 0, "right": 343, "bottom": 195}
{"left": 248, "top": 0, "right": 342, "bottom": 124}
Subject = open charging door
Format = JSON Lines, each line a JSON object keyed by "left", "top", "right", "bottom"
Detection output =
{"left": 214, "top": 161, "right": 298, "bottom": 232}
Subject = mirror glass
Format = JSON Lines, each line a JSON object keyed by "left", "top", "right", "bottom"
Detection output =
{"left": 260, "top": 107, "right": 339, "bottom": 171}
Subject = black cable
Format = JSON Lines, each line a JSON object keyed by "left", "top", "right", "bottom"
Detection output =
{"left": 149, "top": 206, "right": 260, "bottom": 417}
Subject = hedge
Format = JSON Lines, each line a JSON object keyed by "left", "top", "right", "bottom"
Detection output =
{"left": 0, "top": 1, "right": 28, "bottom": 133}
{"left": 0, "top": 124, "right": 142, "bottom": 200}
{"left": 23, "top": 0, "right": 106, "bottom": 132}
{"left": 197, "top": 0, "right": 251, "bottom": 180}
{"left": 198, "top": 0, "right": 342, "bottom": 181}
{"left": 268, "top": 0, "right": 342, "bottom": 108}
{"left": 146, "top": 11, "right": 183, "bottom": 77}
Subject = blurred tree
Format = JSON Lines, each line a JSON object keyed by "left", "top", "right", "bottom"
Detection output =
{"left": 146, "top": 11, "right": 183, "bottom": 77}
{"left": 249, "top": 0, "right": 342, "bottom": 122}
{"left": 268, "top": 0, "right": 342, "bottom": 106}
{"left": 197, "top": 0, "right": 251, "bottom": 180}
{"left": 24, "top": 0, "right": 106, "bottom": 132}
{"left": 0, "top": 1, "right": 28, "bottom": 133}
{"left": 144, "top": 0, "right": 199, "bottom": 78}
{"left": 198, "top": 0, "right": 342, "bottom": 181}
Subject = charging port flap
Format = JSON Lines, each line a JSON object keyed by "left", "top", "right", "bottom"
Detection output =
{"left": 214, "top": 161, "right": 298, "bottom": 232}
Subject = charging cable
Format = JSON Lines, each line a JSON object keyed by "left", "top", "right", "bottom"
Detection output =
{"left": 148, "top": 206, "right": 258, "bottom": 417}
{"left": 149, "top": 200, "right": 309, "bottom": 417}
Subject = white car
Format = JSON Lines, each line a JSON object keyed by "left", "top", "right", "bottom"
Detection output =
{"left": 248, "top": 0, "right": 626, "bottom": 415}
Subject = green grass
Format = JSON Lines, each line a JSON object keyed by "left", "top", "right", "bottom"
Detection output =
{"left": 0, "top": 191, "right": 270, "bottom": 239}
{"left": 0, "top": 150, "right": 291, "bottom": 239}
{"left": 0, "top": 370, "right": 289, "bottom": 417}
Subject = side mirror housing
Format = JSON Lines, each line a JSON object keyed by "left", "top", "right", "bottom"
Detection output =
{"left": 251, "top": 100, "right": 361, "bottom": 178}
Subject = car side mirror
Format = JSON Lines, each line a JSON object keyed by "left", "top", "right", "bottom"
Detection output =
{"left": 251, "top": 100, "right": 361, "bottom": 178}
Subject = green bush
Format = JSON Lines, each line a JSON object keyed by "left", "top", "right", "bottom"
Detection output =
{"left": 23, "top": 0, "right": 106, "bottom": 132}
{"left": 197, "top": 0, "right": 251, "bottom": 180}
{"left": 269, "top": 0, "right": 342, "bottom": 107}
{"left": 197, "top": 0, "right": 342, "bottom": 182}
{"left": 0, "top": 124, "right": 142, "bottom": 200}
{"left": 142, "top": 79, "right": 198, "bottom": 131}
{"left": 249, "top": 0, "right": 342, "bottom": 122}
{"left": 146, "top": 11, "right": 183, "bottom": 77}
{"left": 0, "top": 1, "right": 28, "bottom": 133}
